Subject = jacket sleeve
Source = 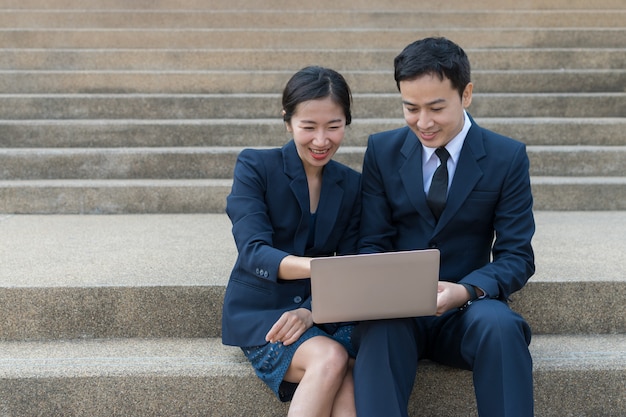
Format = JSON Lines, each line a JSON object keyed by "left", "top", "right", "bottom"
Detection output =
{"left": 460, "top": 143, "right": 535, "bottom": 300}
{"left": 359, "top": 135, "right": 397, "bottom": 254}
{"left": 226, "top": 149, "right": 289, "bottom": 283}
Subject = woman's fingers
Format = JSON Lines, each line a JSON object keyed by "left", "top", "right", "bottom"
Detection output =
{"left": 265, "top": 309, "right": 312, "bottom": 344}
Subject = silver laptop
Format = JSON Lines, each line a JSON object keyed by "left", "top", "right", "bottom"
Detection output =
{"left": 310, "top": 249, "right": 439, "bottom": 323}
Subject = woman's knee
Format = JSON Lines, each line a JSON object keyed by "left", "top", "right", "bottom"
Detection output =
{"left": 318, "top": 339, "right": 350, "bottom": 375}
{"left": 299, "top": 337, "right": 349, "bottom": 375}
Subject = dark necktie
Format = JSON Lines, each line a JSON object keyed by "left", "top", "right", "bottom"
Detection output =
{"left": 427, "top": 147, "right": 450, "bottom": 221}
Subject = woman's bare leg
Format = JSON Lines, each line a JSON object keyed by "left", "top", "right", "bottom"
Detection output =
{"left": 283, "top": 336, "right": 353, "bottom": 417}
{"left": 331, "top": 359, "right": 356, "bottom": 417}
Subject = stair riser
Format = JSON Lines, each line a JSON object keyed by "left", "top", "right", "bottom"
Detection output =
{"left": 2, "top": 119, "right": 625, "bottom": 147}
{"left": 2, "top": 0, "right": 624, "bottom": 9}
{"left": 4, "top": 10, "right": 626, "bottom": 29}
{"left": 1, "top": 71, "right": 624, "bottom": 94}
{"left": 0, "top": 359, "right": 624, "bottom": 416}
{"left": 531, "top": 180, "right": 626, "bottom": 210}
{"left": 0, "top": 282, "right": 623, "bottom": 341}
{"left": 3, "top": 49, "right": 623, "bottom": 71}
{"left": 0, "top": 287, "right": 222, "bottom": 340}
{"left": 0, "top": 182, "right": 623, "bottom": 213}
{"left": 0, "top": 150, "right": 238, "bottom": 180}
{"left": 0, "top": 181, "right": 230, "bottom": 214}
{"left": 1, "top": 94, "right": 624, "bottom": 119}
{"left": 1, "top": 148, "right": 623, "bottom": 179}
{"left": 3, "top": 29, "right": 625, "bottom": 48}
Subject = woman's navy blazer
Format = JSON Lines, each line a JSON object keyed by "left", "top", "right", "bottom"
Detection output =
{"left": 222, "top": 140, "right": 361, "bottom": 348}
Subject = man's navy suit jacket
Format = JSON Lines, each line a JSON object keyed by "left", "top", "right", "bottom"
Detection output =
{"left": 222, "top": 140, "right": 361, "bottom": 348}
{"left": 359, "top": 114, "right": 535, "bottom": 300}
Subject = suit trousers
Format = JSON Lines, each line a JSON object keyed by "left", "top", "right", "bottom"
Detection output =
{"left": 352, "top": 299, "right": 533, "bottom": 417}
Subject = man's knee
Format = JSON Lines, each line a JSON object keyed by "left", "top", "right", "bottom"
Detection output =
{"left": 464, "top": 300, "right": 532, "bottom": 347}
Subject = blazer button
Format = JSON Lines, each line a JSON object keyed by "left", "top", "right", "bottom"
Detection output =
{"left": 293, "top": 296, "right": 302, "bottom": 303}
{"left": 264, "top": 270, "right": 269, "bottom": 278}
{"left": 255, "top": 268, "right": 260, "bottom": 275}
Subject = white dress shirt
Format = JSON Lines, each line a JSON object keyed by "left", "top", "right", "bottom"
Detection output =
{"left": 422, "top": 111, "right": 472, "bottom": 195}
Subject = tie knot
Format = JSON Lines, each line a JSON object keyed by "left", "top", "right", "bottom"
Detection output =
{"left": 435, "top": 147, "right": 450, "bottom": 163}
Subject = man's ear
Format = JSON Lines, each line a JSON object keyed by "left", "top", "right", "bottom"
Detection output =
{"left": 462, "top": 83, "right": 473, "bottom": 108}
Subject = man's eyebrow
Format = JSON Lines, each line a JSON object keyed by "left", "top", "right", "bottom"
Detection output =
{"left": 402, "top": 98, "right": 446, "bottom": 106}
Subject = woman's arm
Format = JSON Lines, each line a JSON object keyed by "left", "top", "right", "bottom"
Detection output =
{"left": 277, "top": 255, "right": 313, "bottom": 280}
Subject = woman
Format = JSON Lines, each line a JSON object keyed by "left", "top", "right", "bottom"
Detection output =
{"left": 222, "top": 66, "right": 360, "bottom": 416}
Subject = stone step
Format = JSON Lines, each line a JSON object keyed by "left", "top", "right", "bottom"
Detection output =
{"left": 2, "top": 118, "right": 625, "bottom": 148}
{"left": 1, "top": 69, "right": 623, "bottom": 94}
{"left": 3, "top": 48, "right": 623, "bottom": 71}
{"left": 1, "top": 93, "right": 625, "bottom": 119}
{"left": 3, "top": 28, "right": 624, "bottom": 49}
{"left": 0, "top": 179, "right": 230, "bottom": 214}
{"left": 0, "top": 146, "right": 624, "bottom": 180}
{"left": 0, "top": 335, "right": 624, "bottom": 417}
{"left": 4, "top": 9, "right": 626, "bottom": 29}
{"left": 3, "top": 0, "right": 625, "bottom": 10}
{"left": 0, "top": 212, "right": 624, "bottom": 340}
{"left": 1, "top": 276, "right": 624, "bottom": 339}
{"left": 0, "top": 177, "right": 625, "bottom": 213}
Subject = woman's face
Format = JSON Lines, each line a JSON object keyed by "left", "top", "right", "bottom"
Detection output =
{"left": 286, "top": 96, "right": 347, "bottom": 172}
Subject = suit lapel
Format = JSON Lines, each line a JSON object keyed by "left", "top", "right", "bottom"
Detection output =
{"left": 398, "top": 129, "right": 438, "bottom": 227}
{"left": 314, "top": 161, "right": 344, "bottom": 248}
{"left": 436, "top": 122, "right": 486, "bottom": 230}
{"left": 283, "top": 141, "right": 311, "bottom": 254}
{"left": 282, "top": 141, "right": 344, "bottom": 252}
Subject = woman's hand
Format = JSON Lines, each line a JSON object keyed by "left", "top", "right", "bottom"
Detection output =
{"left": 265, "top": 308, "right": 313, "bottom": 346}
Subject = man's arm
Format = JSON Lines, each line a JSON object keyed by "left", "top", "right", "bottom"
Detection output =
{"left": 460, "top": 143, "right": 536, "bottom": 300}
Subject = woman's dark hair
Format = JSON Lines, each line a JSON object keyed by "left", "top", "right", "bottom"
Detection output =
{"left": 394, "top": 37, "right": 471, "bottom": 98}
{"left": 282, "top": 66, "right": 352, "bottom": 126}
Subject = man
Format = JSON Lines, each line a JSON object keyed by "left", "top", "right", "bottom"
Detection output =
{"left": 353, "top": 37, "right": 535, "bottom": 416}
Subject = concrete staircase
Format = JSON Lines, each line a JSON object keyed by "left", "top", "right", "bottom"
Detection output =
{"left": 0, "top": 0, "right": 625, "bottom": 415}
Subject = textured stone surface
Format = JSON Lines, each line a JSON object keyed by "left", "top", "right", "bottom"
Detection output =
{"left": 1, "top": 212, "right": 624, "bottom": 340}
{"left": 0, "top": 336, "right": 623, "bottom": 416}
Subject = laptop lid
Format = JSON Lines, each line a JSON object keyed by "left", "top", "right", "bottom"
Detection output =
{"left": 310, "top": 249, "right": 439, "bottom": 323}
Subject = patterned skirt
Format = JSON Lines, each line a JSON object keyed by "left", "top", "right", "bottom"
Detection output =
{"left": 241, "top": 323, "right": 356, "bottom": 402}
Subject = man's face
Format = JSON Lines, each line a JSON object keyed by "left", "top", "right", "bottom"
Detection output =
{"left": 399, "top": 74, "right": 473, "bottom": 149}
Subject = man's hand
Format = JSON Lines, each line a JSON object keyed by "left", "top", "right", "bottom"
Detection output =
{"left": 436, "top": 281, "right": 475, "bottom": 316}
{"left": 265, "top": 308, "right": 313, "bottom": 346}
